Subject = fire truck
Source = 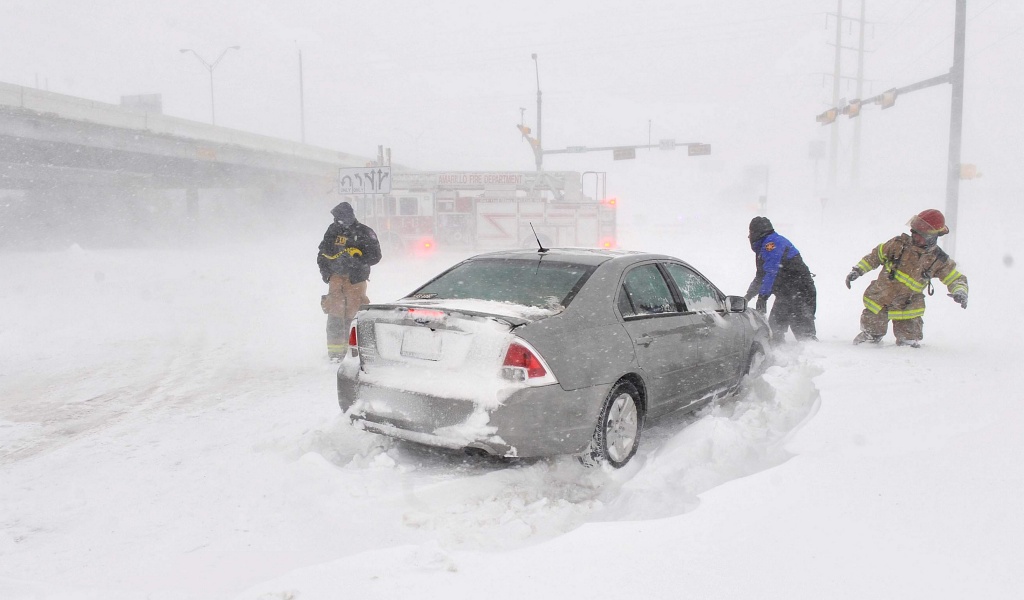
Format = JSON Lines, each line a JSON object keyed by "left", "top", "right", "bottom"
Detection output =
{"left": 343, "top": 171, "right": 616, "bottom": 255}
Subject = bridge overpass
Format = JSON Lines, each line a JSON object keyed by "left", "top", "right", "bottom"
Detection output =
{"left": 0, "top": 81, "right": 373, "bottom": 242}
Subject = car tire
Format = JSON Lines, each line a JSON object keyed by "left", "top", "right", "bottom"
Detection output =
{"left": 581, "top": 380, "right": 644, "bottom": 468}
{"left": 746, "top": 342, "right": 768, "bottom": 377}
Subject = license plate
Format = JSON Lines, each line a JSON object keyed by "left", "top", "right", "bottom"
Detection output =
{"left": 400, "top": 327, "right": 442, "bottom": 360}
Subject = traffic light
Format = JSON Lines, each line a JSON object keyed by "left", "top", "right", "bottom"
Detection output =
{"left": 845, "top": 99, "right": 862, "bottom": 118}
{"left": 515, "top": 124, "right": 540, "bottom": 149}
{"left": 879, "top": 88, "right": 897, "bottom": 109}
{"left": 816, "top": 108, "right": 838, "bottom": 125}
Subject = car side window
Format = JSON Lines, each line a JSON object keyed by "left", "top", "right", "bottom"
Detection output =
{"left": 664, "top": 263, "right": 724, "bottom": 312}
{"left": 618, "top": 264, "right": 678, "bottom": 317}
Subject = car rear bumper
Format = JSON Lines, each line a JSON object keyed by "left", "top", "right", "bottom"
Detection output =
{"left": 338, "top": 369, "right": 609, "bottom": 458}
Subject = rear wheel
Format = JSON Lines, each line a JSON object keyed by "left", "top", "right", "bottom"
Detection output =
{"left": 583, "top": 380, "right": 644, "bottom": 468}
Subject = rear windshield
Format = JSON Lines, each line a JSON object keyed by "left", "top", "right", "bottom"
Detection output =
{"left": 408, "top": 258, "right": 596, "bottom": 309}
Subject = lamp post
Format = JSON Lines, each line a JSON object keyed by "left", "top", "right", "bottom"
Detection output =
{"left": 531, "top": 53, "right": 543, "bottom": 171}
{"left": 179, "top": 45, "right": 240, "bottom": 126}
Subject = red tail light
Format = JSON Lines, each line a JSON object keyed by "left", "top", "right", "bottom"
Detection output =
{"left": 502, "top": 342, "right": 546, "bottom": 379}
{"left": 348, "top": 321, "right": 358, "bottom": 357}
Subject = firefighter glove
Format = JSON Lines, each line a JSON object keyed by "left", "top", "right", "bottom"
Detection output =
{"left": 949, "top": 289, "right": 968, "bottom": 309}
{"left": 755, "top": 295, "right": 768, "bottom": 314}
{"left": 845, "top": 269, "right": 860, "bottom": 289}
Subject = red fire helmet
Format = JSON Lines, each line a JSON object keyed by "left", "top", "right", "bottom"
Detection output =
{"left": 907, "top": 209, "right": 949, "bottom": 236}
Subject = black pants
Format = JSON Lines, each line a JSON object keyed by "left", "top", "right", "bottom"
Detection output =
{"left": 770, "top": 277, "right": 817, "bottom": 342}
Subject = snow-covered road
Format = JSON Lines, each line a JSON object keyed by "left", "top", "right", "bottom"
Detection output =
{"left": 2, "top": 206, "right": 1021, "bottom": 599}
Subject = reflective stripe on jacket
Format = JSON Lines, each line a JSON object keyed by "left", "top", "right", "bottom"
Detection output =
{"left": 853, "top": 233, "right": 968, "bottom": 317}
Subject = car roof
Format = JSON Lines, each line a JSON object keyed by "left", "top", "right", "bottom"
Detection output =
{"left": 466, "top": 247, "right": 681, "bottom": 267}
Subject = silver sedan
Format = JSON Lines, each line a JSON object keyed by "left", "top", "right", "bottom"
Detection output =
{"left": 337, "top": 248, "right": 771, "bottom": 468}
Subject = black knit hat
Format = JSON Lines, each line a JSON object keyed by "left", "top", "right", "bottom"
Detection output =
{"left": 748, "top": 216, "right": 774, "bottom": 241}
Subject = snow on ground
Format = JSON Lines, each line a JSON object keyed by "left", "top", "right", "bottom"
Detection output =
{"left": 1, "top": 199, "right": 1022, "bottom": 599}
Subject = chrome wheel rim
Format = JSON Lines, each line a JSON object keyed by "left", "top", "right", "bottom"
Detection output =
{"left": 605, "top": 392, "right": 639, "bottom": 463}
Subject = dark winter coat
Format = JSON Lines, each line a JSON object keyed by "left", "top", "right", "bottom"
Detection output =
{"left": 745, "top": 231, "right": 815, "bottom": 300}
{"left": 317, "top": 220, "right": 382, "bottom": 284}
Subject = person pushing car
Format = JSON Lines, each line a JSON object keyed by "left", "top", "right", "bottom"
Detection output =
{"left": 744, "top": 216, "right": 818, "bottom": 344}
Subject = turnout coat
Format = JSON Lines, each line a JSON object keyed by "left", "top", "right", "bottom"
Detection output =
{"left": 853, "top": 233, "right": 968, "bottom": 321}
{"left": 317, "top": 220, "right": 382, "bottom": 284}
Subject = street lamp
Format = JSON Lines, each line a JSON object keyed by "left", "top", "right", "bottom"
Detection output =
{"left": 179, "top": 45, "right": 240, "bottom": 126}
{"left": 531, "top": 53, "right": 543, "bottom": 170}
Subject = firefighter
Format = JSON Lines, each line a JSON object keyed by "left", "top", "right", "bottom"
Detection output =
{"left": 317, "top": 201, "right": 382, "bottom": 360}
{"left": 845, "top": 209, "right": 968, "bottom": 348}
{"left": 744, "top": 216, "right": 818, "bottom": 344}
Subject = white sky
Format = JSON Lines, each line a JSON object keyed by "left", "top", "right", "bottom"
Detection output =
{"left": 4, "top": 0, "right": 1023, "bottom": 200}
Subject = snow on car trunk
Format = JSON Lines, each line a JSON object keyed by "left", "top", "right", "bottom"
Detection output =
{"left": 354, "top": 300, "right": 557, "bottom": 399}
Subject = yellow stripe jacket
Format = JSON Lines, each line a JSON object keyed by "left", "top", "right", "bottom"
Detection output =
{"left": 852, "top": 233, "right": 968, "bottom": 320}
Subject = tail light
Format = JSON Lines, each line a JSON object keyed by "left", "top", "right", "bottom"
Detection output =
{"left": 348, "top": 321, "right": 358, "bottom": 357}
{"left": 500, "top": 339, "right": 557, "bottom": 385}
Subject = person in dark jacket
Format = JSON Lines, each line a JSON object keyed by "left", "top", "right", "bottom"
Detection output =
{"left": 318, "top": 201, "right": 382, "bottom": 360}
{"left": 744, "top": 216, "right": 817, "bottom": 344}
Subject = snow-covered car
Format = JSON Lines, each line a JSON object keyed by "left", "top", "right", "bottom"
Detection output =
{"left": 336, "top": 248, "right": 771, "bottom": 468}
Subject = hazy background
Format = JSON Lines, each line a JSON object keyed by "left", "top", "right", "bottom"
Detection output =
{"left": 4, "top": 0, "right": 1021, "bottom": 242}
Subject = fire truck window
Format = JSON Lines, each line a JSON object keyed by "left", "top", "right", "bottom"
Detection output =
{"left": 399, "top": 197, "right": 419, "bottom": 216}
{"left": 418, "top": 197, "right": 434, "bottom": 216}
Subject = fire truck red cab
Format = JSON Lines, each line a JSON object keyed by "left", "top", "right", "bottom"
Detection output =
{"left": 344, "top": 171, "right": 616, "bottom": 255}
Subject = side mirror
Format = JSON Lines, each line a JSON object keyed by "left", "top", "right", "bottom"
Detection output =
{"left": 726, "top": 295, "right": 747, "bottom": 313}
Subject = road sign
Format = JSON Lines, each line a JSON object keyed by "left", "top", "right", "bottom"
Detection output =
{"left": 687, "top": 143, "right": 711, "bottom": 156}
{"left": 658, "top": 139, "right": 676, "bottom": 150}
{"left": 612, "top": 147, "right": 636, "bottom": 161}
{"left": 339, "top": 166, "right": 391, "bottom": 194}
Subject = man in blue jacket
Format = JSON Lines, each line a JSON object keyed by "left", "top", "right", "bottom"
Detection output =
{"left": 744, "top": 216, "right": 817, "bottom": 344}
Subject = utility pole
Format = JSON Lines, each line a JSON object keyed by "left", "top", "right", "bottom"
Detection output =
{"left": 828, "top": 0, "right": 843, "bottom": 192}
{"left": 851, "top": 0, "right": 866, "bottom": 187}
{"left": 532, "top": 53, "right": 543, "bottom": 171}
{"left": 298, "top": 49, "right": 306, "bottom": 144}
{"left": 945, "top": 0, "right": 966, "bottom": 257}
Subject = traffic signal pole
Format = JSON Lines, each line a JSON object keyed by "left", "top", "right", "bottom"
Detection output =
{"left": 944, "top": 0, "right": 966, "bottom": 257}
{"left": 816, "top": 1, "right": 968, "bottom": 255}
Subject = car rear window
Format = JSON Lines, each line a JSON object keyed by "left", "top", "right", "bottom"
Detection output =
{"left": 409, "top": 258, "right": 596, "bottom": 309}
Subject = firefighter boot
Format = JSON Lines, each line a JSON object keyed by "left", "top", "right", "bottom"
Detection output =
{"left": 853, "top": 331, "right": 883, "bottom": 345}
{"left": 895, "top": 338, "right": 921, "bottom": 348}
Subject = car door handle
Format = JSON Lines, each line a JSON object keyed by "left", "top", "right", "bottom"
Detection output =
{"left": 636, "top": 334, "right": 655, "bottom": 347}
